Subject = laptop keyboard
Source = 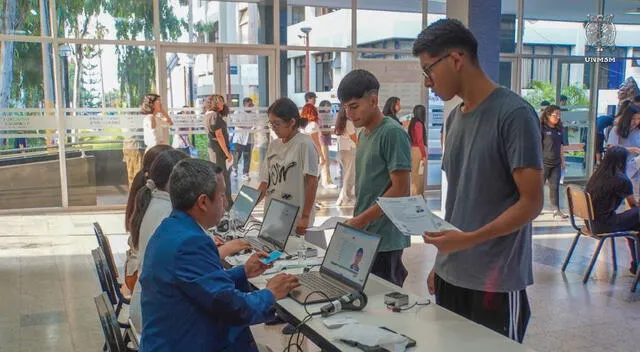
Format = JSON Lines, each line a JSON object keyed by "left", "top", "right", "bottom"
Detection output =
{"left": 245, "top": 237, "right": 273, "bottom": 252}
{"left": 298, "top": 272, "right": 348, "bottom": 299}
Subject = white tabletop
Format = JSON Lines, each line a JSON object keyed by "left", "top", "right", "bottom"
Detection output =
{"left": 247, "top": 236, "right": 535, "bottom": 352}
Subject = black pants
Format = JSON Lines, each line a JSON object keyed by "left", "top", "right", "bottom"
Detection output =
{"left": 543, "top": 164, "right": 562, "bottom": 210}
{"left": 210, "top": 143, "right": 234, "bottom": 210}
{"left": 371, "top": 250, "right": 407, "bottom": 287}
{"left": 435, "top": 275, "right": 531, "bottom": 343}
{"left": 233, "top": 144, "right": 252, "bottom": 175}
{"left": 593, "top": 207, "right": 640, "bottom": 266}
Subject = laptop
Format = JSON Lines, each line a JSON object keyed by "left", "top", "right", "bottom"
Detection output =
{"left": 289, "top": 223, "right": 382, "bottom": 304}
{"left": 229, "top": 185, "right": 261, "bottom": 227}
{"left": 245, "top": 198, "right": 299, "bottom": 253}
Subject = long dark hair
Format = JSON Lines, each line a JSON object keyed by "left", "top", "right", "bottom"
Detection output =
{"left": 540, "top": 105, "right": 563, "bottom": 130}
{"left": 383, "top": 97, "right": 400, "bottom": 117}
{"left": 616, "top": 104, "right": 640, "bottom": 139}
{"left": 408, "top": 105, "right": 427, "bottom": 146}
{"left": 129, "top": 150, "right": 189, "bottom": 250}
{"left": 586, "top": 146, "right": 628, "bottom": 196}
{"left": 334, "top": 107, "right": 348, "bottom": 136}
{"left": 125, "top": 145, "right": 173, "bottom": 232}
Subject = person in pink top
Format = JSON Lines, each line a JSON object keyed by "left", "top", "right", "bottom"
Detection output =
{"left": 408, "top": 105, "right": 427, "bottom": 196}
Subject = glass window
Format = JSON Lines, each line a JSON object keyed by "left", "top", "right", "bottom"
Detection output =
{"left": 281, "top": 1, "right": 352, "bottom": 48}
{"left": 356, "top": 1, "right": 421, "bottom": 47}
{"left": 162, "top": 0, "right": 274, "bottom": 44}
{"left": 0, "top": 1, "right": 41, "bottom": 36}
{"left": 315, "top": 53, "right": 333, "bottom": 92}
{"left": 56, "top": 0, "right": 155, "bottom": 41}
{"left": 294, "top": 56, "right": 306, "bottom": 93}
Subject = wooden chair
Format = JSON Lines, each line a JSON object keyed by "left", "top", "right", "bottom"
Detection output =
{"left": 562, "top": 186, "right": 639, "bottom": 285}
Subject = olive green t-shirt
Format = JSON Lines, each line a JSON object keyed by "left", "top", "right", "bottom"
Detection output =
{"left": 355, "top": 117, "right": 412, "bottom": 252}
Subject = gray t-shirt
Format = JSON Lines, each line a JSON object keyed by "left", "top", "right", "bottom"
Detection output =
{"left": 435, "top": 87, "right": 542, "bottom": 292}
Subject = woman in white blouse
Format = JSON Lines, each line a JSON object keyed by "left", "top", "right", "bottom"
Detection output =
{"left": 334, "top": 107, "right": 357, "bottom": 206}
{"left": 141, "top": 94, "right": 173, "bottom": 150}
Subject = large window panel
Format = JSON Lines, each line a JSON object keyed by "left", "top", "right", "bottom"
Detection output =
{"left": 56, "top": 0, "right": 156, "bottom": 41}
{"left": 281, "top": 1, "right": 352, "bottom": 48}
{"left": 161, "top": 0, "right": 274, "bottom": 44}
{"left": 356, "top": 1, "right": 421, "bottom": 48}
{"left": 62, "top": 43, "right": 157, "bottom": 206}
{"left": 0, "top": 0, "right": 41, "bottom": 36}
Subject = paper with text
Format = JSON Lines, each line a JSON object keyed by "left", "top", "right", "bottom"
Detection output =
{"left": 377, "top": 195, "right": 458, "bottom": 236}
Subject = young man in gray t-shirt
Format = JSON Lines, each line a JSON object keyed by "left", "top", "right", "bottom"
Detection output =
{"left": 413, "top": 19, "right": 543, "bottom": 343}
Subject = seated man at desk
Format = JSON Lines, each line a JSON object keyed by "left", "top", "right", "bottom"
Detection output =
{"left": 140, "top": 159, "right": 300, "bottom": 351}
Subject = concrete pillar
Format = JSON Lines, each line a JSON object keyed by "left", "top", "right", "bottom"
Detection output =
{"left": 441, "top": 0, "right": 501, "bottom": 214}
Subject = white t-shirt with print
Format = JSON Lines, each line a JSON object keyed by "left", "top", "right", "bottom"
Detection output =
{"left": 143, "top": 113, "right": 170, "bottom": 150}
{"left": 338, "top": 120, "right": 356, "bottom": 151}
{"left": 260, "top": 132, "right": 319, "bottom": 231}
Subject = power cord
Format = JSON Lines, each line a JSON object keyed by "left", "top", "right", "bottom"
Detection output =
{"left": 386, "top": 299, "right": 431, "bottom": 313}
{"left": 283, "top": 291, "right": 331, "bottom": 352}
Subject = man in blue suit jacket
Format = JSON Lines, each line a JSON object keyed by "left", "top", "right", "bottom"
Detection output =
{"left": 140, "top": 159, "right": 300, "bottom": 351}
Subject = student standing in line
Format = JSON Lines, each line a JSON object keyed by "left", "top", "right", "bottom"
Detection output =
{"left": 258, "top": 98, "right": 319, "bottom": 236}
{"left": 204, "top": 94, "right": 234, "bottom": 209}
{"left": 338, "top": 70, "right": 412, "bottom": 287}
{"left": 408, "top": 105, "right": 428, "bottom": 196}
{"left": 382, "top": 96, "right": 402, "bottom": 125}
{"left": 540, "top": 105, "right": 567, "bottom": 218}
{"left": 232, "top": 97, "right": 255, "bottom": 181}
{"left": 607, "top": 104, "right": 640, "bottom": 195}
{"left": 318, "top": 99, "right": 337, "bottom": 188}
{"left": 334, "top": 107, "right": 357, "bottom": 207}
{"left": 415, "top": 19, "right": 543, "bottom": 343}
{"left": 141, "top": 93, "right": 173, "bottom": 151}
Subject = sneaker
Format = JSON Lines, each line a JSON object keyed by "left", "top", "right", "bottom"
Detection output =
{"left": 553, "top": 210, "right": 568, "bottom": 219}
{"left": 242, "top": 174, "right": 250, "bottom": 181}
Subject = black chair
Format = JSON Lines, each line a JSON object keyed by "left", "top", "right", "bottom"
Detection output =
{"left": 94, "top": 292, "right": 127, "bottom": 352}
{"left": 93, "top": 223, "right": 131, "bottom": 310}
{"left": 562, "top": 186, "right": 639, "bottom": 286}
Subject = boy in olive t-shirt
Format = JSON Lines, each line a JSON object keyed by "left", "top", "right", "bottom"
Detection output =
{"left": 337, "top": 69, "right": 412, "bottom": 287}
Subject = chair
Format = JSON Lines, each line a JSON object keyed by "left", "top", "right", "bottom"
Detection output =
{"left": 562, "top": 186, "right": 639, "bottom": 285}
{"left": 94, "top": 292, "right": 127, "bottom": 352}
{"left": 93, "top": 223, "right": 131, "bottom": 310}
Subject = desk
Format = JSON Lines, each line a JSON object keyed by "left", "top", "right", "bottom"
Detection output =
{"left": 246, "top": 237, "right": 535, "bottom": 352}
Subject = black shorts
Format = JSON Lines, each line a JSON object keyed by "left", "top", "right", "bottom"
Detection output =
{"left": 371, "top": 250, "right": 407, "bottom": 287}
{"left": 596, "top": 133, "right": 605, "bottom": 153}
{"left": 434, "top": 274, "right": 531, "bottom": 343}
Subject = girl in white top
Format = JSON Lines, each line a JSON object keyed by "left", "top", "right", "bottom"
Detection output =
{"left": 128, "top": 150, "right": 251, "bottom": 332}
{"left": 259, "top": 97, "right": 320, "bottom": 235}
{"left": 334, "top": 107, "right": 357, "bottom": 206}
{"left": 141, "top": 94, "right": 173, "bottom": 150}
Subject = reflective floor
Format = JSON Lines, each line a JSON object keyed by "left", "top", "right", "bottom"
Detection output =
{"left": 1, "top": 189, "right": 639, "bottom": 352}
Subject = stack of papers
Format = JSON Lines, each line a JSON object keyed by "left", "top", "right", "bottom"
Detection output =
{"left": 377, "top": 196, "right": 458, "bottom": 236}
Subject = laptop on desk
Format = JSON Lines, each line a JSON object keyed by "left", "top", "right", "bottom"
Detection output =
{"left": 229, "top": 185, "right": 261, "bottom": 227}
{"left": 289, "top": 223, "right": 382, "bottom": 304}
{"left": 245, "top": 198, "right": 299, "bottom": 253}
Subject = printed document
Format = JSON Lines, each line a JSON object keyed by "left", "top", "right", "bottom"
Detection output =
{"left": 377, "top": 196, "right": 458, "bottom": 236}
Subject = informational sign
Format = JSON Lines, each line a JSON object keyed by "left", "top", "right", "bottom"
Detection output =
{"left": 230, "top": 65, "right": 239, "bottom": 75}
{"left": 0, "top": 110, "right": 57, "bottom": 130}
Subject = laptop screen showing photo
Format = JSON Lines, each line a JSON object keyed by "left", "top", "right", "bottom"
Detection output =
{"left": 321, "top": 223, "right": 381, "bottom": 291}
{"left": 259, "top": 199, "right": 299, "bottom": 249}
{"left": 230, "top": 185, "right": 261, "bottom": 226}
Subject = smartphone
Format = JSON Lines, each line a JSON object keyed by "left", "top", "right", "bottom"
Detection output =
{"left": 260, "top": 250, "right": 283, "bottom": 264}
{"left": 380, "top": 327, "right": 416, "bottom": 348}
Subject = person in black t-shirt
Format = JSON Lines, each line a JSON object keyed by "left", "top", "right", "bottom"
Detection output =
{"left": 541, "top": 105, "right": 567, "bottom": 218}
{"left": 585, "top": 146, "right": 640, "bottom": 274}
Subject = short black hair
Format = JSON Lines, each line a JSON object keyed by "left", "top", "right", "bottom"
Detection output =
{"left": 412, "top": 19, "right": 478, "bottom": 63}
{"left": 337, "top": 69, "right": 380, "bottom": 103}
{"left": 169, "top": 159, "right": 223, "bottom": 211}
{"left": 560, "top": 95, "right": 568, "bottom": 102}
{"left": 242, "top": 97, "right": 253, "bottom": 104}
{"left": 540, "top": 100, "right": 551, "bottom": 106}
{"left": 304, "top": 92, "right": 316, "bottom": 101}
{"left": 267, "top": 97, "right": 307, "bottom": 128}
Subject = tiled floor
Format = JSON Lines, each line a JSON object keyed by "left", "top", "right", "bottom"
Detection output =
{"left": 1, "top": 191, "right": 640, "bottom": 352}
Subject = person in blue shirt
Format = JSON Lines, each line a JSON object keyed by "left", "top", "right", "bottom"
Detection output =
{"left": 140, "top": 158, "right": 300, "bottom": 352}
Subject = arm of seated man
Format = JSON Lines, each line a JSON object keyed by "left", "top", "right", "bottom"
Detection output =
{"left": 175, "top": 235, "right": 275, "bottom": 326}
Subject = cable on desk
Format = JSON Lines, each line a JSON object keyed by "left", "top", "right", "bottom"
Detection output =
{"left": 283, "top": 290, "right": 331, "bottom": 352}
{"left": 386, "top": 299, "right": 431, "bottom": 313}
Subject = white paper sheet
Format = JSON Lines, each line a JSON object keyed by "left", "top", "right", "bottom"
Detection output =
{"left": 377, "top": 195, "right": 458, "bottom": 236}
{"left": 306, "top": 216, "right": 350, "bottom": 232}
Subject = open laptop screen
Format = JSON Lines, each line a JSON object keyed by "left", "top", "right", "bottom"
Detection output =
{"left": 230, "top": 185, "right": 261, "bottom": 226}
{"left": 321, "top": 223, "right": 381, "bottom": 291}
{"left": 259, "top": 199, "right": 299, "bottom": 250}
